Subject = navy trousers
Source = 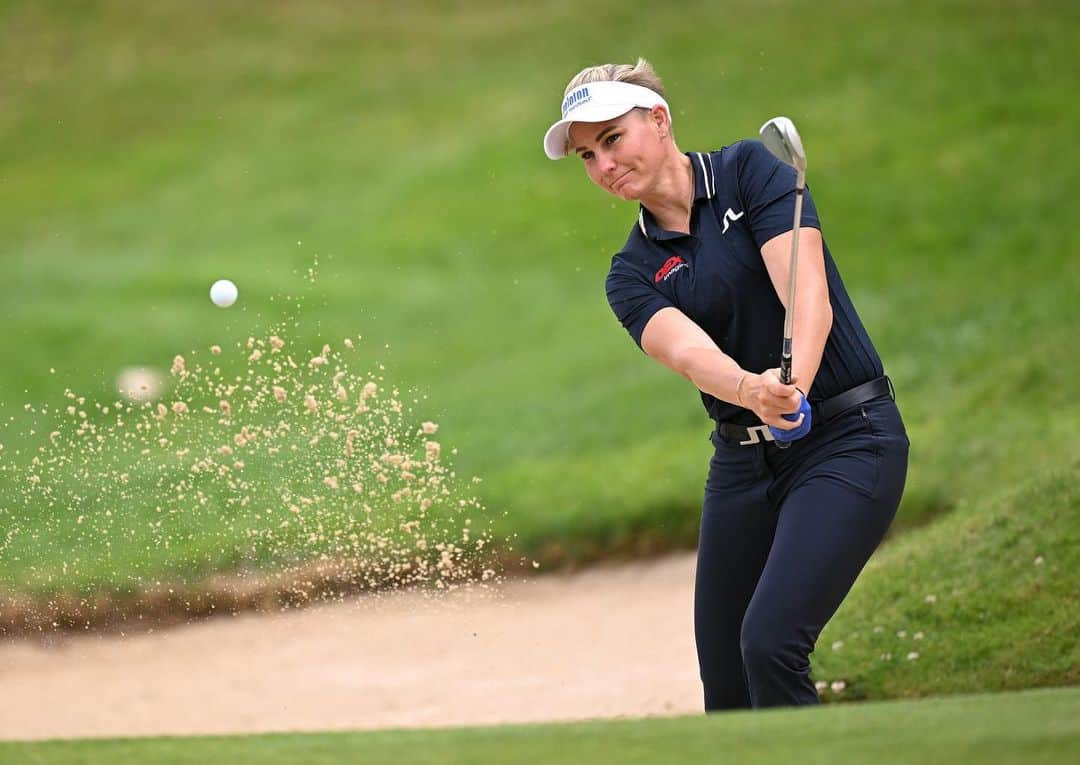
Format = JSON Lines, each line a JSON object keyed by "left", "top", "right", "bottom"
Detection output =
{"left": 695, "top": 396, "right": 909, "bottom": 709}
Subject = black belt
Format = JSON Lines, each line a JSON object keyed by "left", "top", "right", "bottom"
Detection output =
{"left": 715, "top": 376, "right": 894, "bottom": 447}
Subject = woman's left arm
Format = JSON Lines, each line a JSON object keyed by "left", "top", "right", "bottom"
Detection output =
{"left": 760, "top": 227, "right": 833, "bottom": 395}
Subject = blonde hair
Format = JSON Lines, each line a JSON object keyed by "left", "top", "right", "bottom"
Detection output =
{"left": 563, "top": 57, "right": 665, "bottom": 98}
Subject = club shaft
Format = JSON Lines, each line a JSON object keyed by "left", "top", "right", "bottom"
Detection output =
{"left": 780, "top": 178, "right": 805, "bottom": 386}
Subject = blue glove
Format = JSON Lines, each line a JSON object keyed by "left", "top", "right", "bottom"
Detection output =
{"left": 769, "top": 392, "right": 812, "bottom": 443}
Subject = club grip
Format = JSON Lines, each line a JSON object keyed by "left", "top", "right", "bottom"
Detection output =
{"left": 777, "top": 354, "right": 794, "bottom": 449}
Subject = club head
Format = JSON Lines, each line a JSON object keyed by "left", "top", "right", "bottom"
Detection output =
{"left": 759, "top": 116, "right": 807, "bottom": 175}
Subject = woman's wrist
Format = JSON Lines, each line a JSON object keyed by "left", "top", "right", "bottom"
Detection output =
{"left": 735, "top": 372, "right": 749, "bottom": 408}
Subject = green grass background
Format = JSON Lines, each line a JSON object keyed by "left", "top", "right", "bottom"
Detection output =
{"left": 0, "top": 0, "right": 1077, "bottom": 705}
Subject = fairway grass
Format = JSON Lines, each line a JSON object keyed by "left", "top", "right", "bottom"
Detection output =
{"left": 2, "top": 686, "right": 1077, "bottom": 765}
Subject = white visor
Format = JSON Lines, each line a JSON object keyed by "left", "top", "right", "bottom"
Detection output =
{"left": 543, "top": 80, "right": 670, "bottom": 160}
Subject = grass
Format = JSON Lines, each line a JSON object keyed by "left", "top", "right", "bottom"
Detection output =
{"left": 0, "top": 0, "right": 1076, "bottom": 662}
{"left": 1, "top": 686, "right": 1077, "bottom": 764}
{"left": 813, "top": 463, "right": 1079, "bottom": 699}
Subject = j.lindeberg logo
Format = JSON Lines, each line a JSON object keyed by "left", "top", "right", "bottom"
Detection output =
{"left": 739, "top": 424, "right": 776, "bottom": 445}
{"left": 561, "top": 86, "right": 591, "bottom": 117}
{"left": 655, "top": 255, "right": 688, "bottom": 283}
{"left": 721, "top": 208, "right": 744, "bottom": 234}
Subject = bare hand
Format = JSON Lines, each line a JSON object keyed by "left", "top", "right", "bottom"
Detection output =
{"left": 738, "top": 368, "right": 805, "bottom": 430}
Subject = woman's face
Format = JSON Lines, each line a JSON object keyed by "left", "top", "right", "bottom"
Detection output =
{"left": 567, "top": 107, "right": 667, "bottom": 201}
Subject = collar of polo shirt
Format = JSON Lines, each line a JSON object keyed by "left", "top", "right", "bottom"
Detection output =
{"left": 543, "top": 81, "right": 671, "bottom": 160}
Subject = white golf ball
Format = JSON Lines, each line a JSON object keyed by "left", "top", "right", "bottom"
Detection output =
{"left": 210, "top": 279, "right": 238, "bottom": 308}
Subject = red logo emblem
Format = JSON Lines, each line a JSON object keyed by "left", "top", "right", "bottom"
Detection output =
{"left": 655, "top": 256, "right": 687, "bottom": 283}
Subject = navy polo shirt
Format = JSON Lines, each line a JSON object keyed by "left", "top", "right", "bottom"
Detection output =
{"left": 605, "top": 140, "right": 884, "bottom": 425}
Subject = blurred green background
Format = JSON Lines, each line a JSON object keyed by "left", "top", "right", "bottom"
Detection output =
{"left": 0, "top": 0, "right": 1077, "bottom": 690}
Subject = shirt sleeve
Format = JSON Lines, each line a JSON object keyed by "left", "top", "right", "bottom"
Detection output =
{"left": 605, "top": 260, "right": 675, "bottom": 351}
{"left": 735, "top": 139, "right": 821, "bottom": 250}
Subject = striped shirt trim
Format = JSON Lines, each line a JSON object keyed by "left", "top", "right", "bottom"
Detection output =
{"left": 695, "top": 152, "right": 714, "bottom": 199}
{"left": 638, "top": 151, "right": 714, "bottom": 238}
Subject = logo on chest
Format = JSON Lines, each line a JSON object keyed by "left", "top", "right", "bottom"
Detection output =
{"left": 721, "top": 208, "right": 744, "bottom": 234}
{"left": 655, "top": 255, "right": 688, "bottom": 283}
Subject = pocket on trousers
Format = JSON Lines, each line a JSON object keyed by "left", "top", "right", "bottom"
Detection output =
{"left": 821, "top": 440, "right": 882, "bottom": 501}
{"left": 705, "top": 436, "right": 763, "bottom": 496}
{"left": 861, "top": 399, "right": 910, "bottom": 447}
{"left": 860, "top": 402, "right": 910, "bottom": 500}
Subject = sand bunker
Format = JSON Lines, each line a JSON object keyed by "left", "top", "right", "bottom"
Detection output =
{"left": 0, "top": 553, "right": 702, "bottom": 741}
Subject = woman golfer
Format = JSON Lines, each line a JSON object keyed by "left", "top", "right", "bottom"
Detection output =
{"left": 543, "top": 59, "right": 909, "bottom": 709}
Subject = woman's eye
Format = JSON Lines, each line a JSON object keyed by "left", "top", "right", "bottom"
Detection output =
{"left": 606, "top": 133, "right": 620, "bottom": 145}
{"left": 581, "top": 151, "right": 594, "bottom": 161}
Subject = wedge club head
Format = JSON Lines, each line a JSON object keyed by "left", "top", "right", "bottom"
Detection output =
{"left": 759, "top": 116, "right": 807, "bottom": 179}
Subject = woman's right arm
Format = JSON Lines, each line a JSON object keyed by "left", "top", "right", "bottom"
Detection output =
{"left": 641, "top": 306, "right": 803, "bottom": 429}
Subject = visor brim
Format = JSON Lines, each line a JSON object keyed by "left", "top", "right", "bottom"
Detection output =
{"left": 543, "top": 103, "right": 637, "bottom": 160}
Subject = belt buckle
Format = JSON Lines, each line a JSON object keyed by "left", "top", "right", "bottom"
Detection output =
{"left": 738, "top": 424, "right": 775, "bottom": 446}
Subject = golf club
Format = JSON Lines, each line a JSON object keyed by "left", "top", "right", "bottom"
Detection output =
{"left": 759, "top": 116, "right": 807, "bottom": 448}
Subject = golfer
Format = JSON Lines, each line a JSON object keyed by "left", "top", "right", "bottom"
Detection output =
{"left": 542, "top": 59, "right": 909, "bottom": 709}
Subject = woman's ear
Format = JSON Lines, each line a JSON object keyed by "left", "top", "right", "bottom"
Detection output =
{"left": 650, "top": 104, "right": 671, "bottom": 138}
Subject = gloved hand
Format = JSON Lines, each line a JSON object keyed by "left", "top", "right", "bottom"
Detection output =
{"left": 769, "top": 391, "right": 812, "bottom": 443}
